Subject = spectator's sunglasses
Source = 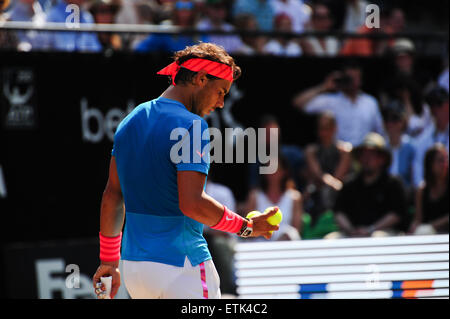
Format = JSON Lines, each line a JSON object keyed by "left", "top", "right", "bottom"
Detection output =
{"left": 175, "top": 1, "right": 194, "bottom": 11}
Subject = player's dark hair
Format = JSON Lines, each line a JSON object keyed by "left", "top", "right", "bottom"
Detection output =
{"left": 172, "top": 42, "right": 241, "bottom": 85}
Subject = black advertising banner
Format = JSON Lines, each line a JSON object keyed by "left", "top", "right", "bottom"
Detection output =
{"left": 1, "top": 67, "right": 38, "bottom": 130}
{"left": 2, "top": 238, "right": 129, "bottom": 299}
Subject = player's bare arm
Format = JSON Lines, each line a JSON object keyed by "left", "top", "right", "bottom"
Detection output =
{"left": 92, "top": 156, "right": 124, "bottom": 299}
{"left": 177, "top": 170, "right": 279, "bottom": 239}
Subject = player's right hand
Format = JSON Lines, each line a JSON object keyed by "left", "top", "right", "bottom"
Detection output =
{"left": 92, "top": 261, "right": 121, "bottom": 299}
{"left": 248, "top": 207, "right": 280, "bottom": 239}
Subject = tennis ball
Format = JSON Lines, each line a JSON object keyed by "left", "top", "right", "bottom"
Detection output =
{"left": 264, "top": 206, "right": 283, "bottom": 225}
{"left": 246, "top": 210, "right": 261, "bottom": 219}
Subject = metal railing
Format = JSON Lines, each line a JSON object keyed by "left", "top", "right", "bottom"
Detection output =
{"left": 1, "top": 20, "right": 448, "bottom": 40}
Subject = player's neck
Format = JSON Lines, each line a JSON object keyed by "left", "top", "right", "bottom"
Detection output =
{"left": 161, "top": 85, "right": 194, "bottom": 112}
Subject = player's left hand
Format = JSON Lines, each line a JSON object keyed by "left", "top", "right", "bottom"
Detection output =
{"left": 92, "top": 261, "right": 121, "bottom": 299}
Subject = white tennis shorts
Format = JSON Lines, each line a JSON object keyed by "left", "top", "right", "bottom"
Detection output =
{"left": 123, "top": 257, "right": 221, "bottom": 299}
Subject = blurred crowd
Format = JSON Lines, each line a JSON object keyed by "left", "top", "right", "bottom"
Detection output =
{"left": 204, "top": 55, "right": 448, "bottom": 295}
{"left": 0, "top": 0, "right": 446, "bottom": 54}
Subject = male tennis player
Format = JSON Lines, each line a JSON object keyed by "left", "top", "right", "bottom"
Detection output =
{"left": 92, "top": 43, "right": 279, "bottom": 299}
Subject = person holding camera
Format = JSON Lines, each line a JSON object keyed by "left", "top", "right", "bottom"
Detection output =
{"left": 292, "top": 61, "right": 385, "bottom": 147}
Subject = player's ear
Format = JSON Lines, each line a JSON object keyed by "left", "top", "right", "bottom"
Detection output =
{"left": 192, "top": 70, "right": 209, "bottom": 87}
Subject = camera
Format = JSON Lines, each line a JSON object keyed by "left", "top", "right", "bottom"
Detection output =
{"left": 334, "top": 74, "right": 353, "bottom": 89}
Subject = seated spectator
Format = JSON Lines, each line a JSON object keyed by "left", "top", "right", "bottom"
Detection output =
{"left": 380, "top": 39, "right": 433, "bottom": 138}
{"left": 0, "top": 0, "right": 19, "bottom": 49}
{"left": 197, "top": 0, "right": 244, "bottom": 54}
{"left": 409, "top": 144, "right": 449, "bottom": 235}
{"left": 114, "top": 0, "right": 159, "bottom": 49}
{"left": 301, "top": 2, "right": 340, "bottom": 57}
{"left": 203, "top": 169, "right": 238, "bottom": 295}
{"left": 382, "top": 101, "right": 416, "bottom": 192}
{"left": 340, "top": 7, "right": 406, "bottom": 56}
{"left": 292, "top": 61, "right": 385, "bottom": 147}
{"left": 89, "top": 0, "right": 122, "bottom": 50}
{"left": 135, "top": 0, "right": 208, "bottom": 52}
{"left": 233, "top": 13, "right": 266, "bottom": 55}
{"left": 245, "top": 154, "right": 303, "bottom": 241}
{"left": 328, "top": 133, "right": 408, "bottom": 238}
{"left": 233, "top": 0, "right": 274, "bottom": 32}
{"left": 5, "top": 0, "right": 47, "bottom": 51}
{"left": 46, "top": 0, "right": 102, "bottom": 52}
{"left": 304, "top": 112, "right": 352, "bottom": 222}
{"left": 263, "top": 13, "right": 302, "bottom": 57}
{"left": 248, "top": 114, "right": 305, "bottom": 192}
{"left": 438, "top": 57, "right": 449, "bottom": 93}
{"left": 270, "top": 0, "right": 311, "bottom": 34}
{"left": 413, "top": 87, "right": 449, "bottom": 188}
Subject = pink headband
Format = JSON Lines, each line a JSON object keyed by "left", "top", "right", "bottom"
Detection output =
{"left": 157, "top": 58, "right": 233, "bottom": 85}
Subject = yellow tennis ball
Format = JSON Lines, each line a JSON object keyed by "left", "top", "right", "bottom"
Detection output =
{"left": 264, "top": 206, "right": 283, "bottom": 225}
{"left": 246, "top": 210, "right": 261, "bottom": 219}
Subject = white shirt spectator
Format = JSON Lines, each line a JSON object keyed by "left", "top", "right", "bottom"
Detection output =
{"left": 270, "top": 0, "right": 311, "bottom": 33}
{"left": 305, "top": 91, "right": 385, "bottom": 146}
{"left": 438, "top": 67, "right": 449, "bottom": 92}
{"left": 412, "top": 123, "right": 449, "bottom": 187}
{"left": 197, "top": 18, "right": 245, "bottom": 54}
{"left": 205, "top": 181, "right": 236, "bottom": 212}
{"left": 407, "top": 104, "right": 433, "bottom": 139}
{"left": 343, "top": 0, "right": 369, "bottom": 32}
{"left": 303, "top": 36, "right": 340, "bottom": 56}
{"left": 264, "top": 39, "right": 302, "bottom": 56}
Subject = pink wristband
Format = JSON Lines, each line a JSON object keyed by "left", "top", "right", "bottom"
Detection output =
{"left": 99, "top": 232, "right": 122, "bottom": 262}
{"left": 211, "top": 206, "right": 245, "bottom": 234}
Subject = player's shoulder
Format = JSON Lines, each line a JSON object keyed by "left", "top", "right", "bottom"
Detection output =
{"left": 155, "top": 97, "right": 207, "bottom": 129}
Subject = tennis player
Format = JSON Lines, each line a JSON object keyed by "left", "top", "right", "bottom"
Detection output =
{"left": 92, "top": 43, "right": 279, "bottom": 299}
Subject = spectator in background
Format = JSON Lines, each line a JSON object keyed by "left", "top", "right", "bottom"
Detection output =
{"left": 328, "top": 133, "right": 408, "bottom": 238}
{"left": 340, "top": 7, "right": 406, "bottom": 56}
{"left": 0, "top": 0, "right": 8, "bottom": 11}
{"left": 135, "top": 0, "right": 208, "bottom": 52}
{"left": 114, "top": 0, "right": 159, "bottom": 49}
{"left": 0, "top": 0, "right": 19, "bottom": 49}
{"left": 413, "top": 87, "right": 449, "bottom": 188}
{"left": 89, "top": 0, "right": 122, "bottom": 50}
{"left": 270, "top": 0, "right": 311, "bottom": 34}
{"left": 233, "top": 0, "right": 274, "bottom": 32}
{"left": 382, "top": 101, "right": 416, "bottom": 193}
{"left": 5, "top": 0, "right": 47, "bottom": 51}
{"left": 304, "top": 112, "right": 352, "bottom": 222}
{"left": 197, "top": 0, "right": 244, "bottom": 54}
{"left": 301, "top": 2, "right": 340, "bottom": 56}
{"left": 380, "top": 39, "right": 433, "bottom": 138}
{"left": 203, "top": 169, "right": 237, "bottom": 296}
{"left": 46, "top": 0, "right": 102, "bottom": 52}
{"left": 248, "top": 114, "right": 305, "bottom": 192}
{"left": 233, "top": 13, "right": 266, "bottom": 55}
{"left": 409, "top": 144, "right": 449, "bottom": 235}
{"left": 438, "top": 57, "right": 449, "bottom": 93}
{"left": 342, "top": 0, "right": 369, "bottom": 32}
{"left": 263, "top": 13, "right": 302, "bottom": 57}
{"left": 292, "top": 61, "right": 385, "bottom": 147}
{"left": 245, "top": 154, "right": 303, "bottom": 241}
